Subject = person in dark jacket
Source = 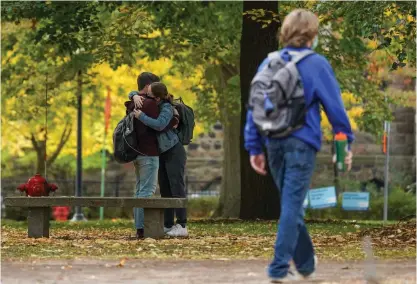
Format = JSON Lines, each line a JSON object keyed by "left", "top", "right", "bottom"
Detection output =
{"left": 133, "top": 82, "right": 188, "bottom": 237}
{"left": 126, "top": 72, "right": 178, "bottom": 239}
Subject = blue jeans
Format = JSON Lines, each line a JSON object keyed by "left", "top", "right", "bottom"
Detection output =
{"left": 266, "top": 137, "right": 316, "bottom": 278}
{"left": 133, "top": 156, "right": 159, "bottom": 229}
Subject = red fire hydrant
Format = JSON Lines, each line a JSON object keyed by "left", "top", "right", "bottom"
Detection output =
{"left": 17, "top": 173, "right": 58, "bottom": 197}
{"left": 53, "top": 206, "right": 70, "bottom": 221}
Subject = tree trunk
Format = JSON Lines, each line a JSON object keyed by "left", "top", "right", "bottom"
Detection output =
{"left": 35, "top": 141, "right": 46, "bottom": 175}
{"left": 213, "top": 64, "right": 241, "bottom": 218}
{"left": 216, "top": 112, "right": 241, "bottom": 218}
{"left": 30, "top": 123, "right": 72, "bottom": 176}
{"left": 239, "top": 1, "right": 281, "bottom": 220}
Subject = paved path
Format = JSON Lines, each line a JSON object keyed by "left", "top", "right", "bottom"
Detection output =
{"left": 1, "top": 259, "right": 415, "bottom": 284}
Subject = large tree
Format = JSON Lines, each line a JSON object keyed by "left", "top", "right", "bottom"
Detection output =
{"left": 239, "top": 1, "right": 281, "bottom": 219}
{"left": 1, "top": 2, "right": 152, "bottom": 176}
{"left": 135, "top": 1, "right": 243, "bottom": 218}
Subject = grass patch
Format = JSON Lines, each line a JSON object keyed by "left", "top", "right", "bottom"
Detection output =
{"left": 1, "top": 219, "right": 414, "bottom": 261}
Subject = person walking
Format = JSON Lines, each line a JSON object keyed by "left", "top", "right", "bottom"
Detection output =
{"left": 244, "top": 9, "right": 354, "bottom": 282}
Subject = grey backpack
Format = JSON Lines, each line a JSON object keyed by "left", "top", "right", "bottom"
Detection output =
{"left": 248, "top": 50, "right": 314, "bottom": 138}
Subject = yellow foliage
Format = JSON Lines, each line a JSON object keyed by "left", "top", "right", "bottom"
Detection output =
{"left": 75, "top": 56, "right": 203, "bottom": 156}
{"left": 406, "top": 14, "right": 415, "bottom": 23}
{"left": 341, "top": 92, "right": 357, "bottom": 106}
{"left": 2, "top": 56, "right": 203, "bottom": 162}
{"left": 321, "top": 92, "right": 361, "bottom": 141}
{"left": 367, "top": 40, "right": 378, "bottom": 50}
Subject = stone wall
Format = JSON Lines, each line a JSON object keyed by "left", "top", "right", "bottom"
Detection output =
{"left": 183, "top": 106, "right": 416, "bottom": 190}
{"left": 34, "top": 106, "right": 411, "bottom": 198}
{"left": 2, "top": 107, "right": 414, "bottom": 200}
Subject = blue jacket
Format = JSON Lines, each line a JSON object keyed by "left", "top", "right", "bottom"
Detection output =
{"left": 138, "top": 101, "right": 179, "bottom": 154}
{"left": 244, "top": 47, "right": 354, "bottom": 156}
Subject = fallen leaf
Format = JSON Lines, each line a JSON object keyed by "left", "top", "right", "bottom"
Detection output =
{"left": 117, "top": 258, "right": 126, "bottom": 267}
{"left": 335, "top": 236, "right": 345, "bottom": 242}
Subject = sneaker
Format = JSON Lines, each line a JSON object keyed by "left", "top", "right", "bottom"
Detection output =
{"left": 297, "top": 255, "right": 318, "bottom": 279}
{"left": 164, "top": 226, "right": 173, "bottom": 234}
{"left": 305, "top": 255, "right": 318, "bottom": 278}
{"left": 166, "top": 224, "right": 188, "bottom": 237}
{"left": 136, "top": 228, "right": 144, "bottom": 240}
{"left": 270, "top": 270, "right": 301, "bottom": 283}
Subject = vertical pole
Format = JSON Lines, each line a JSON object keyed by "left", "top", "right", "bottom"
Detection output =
{"left": 100, "top": 86, "right": 111, "bottom": 220}
{"left": 332, "top": 140, "right": 340, "bottom": 196}
{"left": 383, "top": 91, "right": 390, "bottom": 223}
{"left": 383, "top": 121, "right": 390, "bottom": 222}
{"left": 45, "top": 74, "right": 48, "bottom": 179}
{"left": 72, "top": 70, "right": 86, "bottom": 222}
{"left": 99, "top": 131, "right": 106, "bottom": 220}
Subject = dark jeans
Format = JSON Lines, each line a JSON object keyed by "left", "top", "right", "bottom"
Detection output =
{"left": 159, "top": 142, "right": 187, "bottom": 228}
{"left": 266, "top": 137, "right": 317, "bottom": 278}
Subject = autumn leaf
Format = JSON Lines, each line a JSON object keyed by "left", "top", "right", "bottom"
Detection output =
{"left": 117, "top": 258, "right": 126, "bottom": 267}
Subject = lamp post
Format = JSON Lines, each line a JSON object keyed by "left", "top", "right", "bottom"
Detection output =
{"left": 71, "top": 70, "right": 87, "bottom": 222}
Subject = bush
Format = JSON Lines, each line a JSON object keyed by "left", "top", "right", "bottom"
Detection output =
{"left": 187, "top": 197, "right": 219, "bottom": 218}
{"left": 305, "top": 186, "right": 416, "bottom": 220}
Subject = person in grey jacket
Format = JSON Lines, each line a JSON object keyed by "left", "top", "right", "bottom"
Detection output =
{"left": 133, "top": 82, "right": 188, "bottom": 237}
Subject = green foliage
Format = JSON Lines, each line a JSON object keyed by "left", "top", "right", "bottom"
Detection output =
{"left": 1, "top": 2, "right": 147, "bottom": 68}
{"left": 187, "top": 197, "right": 219, "bottom": 218}
{"left": 141, "top": 1, "right": 243, "bottom": 126}
{"left": 316, "top": 1, "right": 416, "bottom": 69}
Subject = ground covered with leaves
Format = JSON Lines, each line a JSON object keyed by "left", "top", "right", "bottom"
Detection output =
{"left": 1, "top": 219, "right": 415, "bottom": 261}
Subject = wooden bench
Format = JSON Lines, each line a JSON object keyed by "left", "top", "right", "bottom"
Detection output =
{"left": 4, "top": 197, "right": 187, "bottom": 239}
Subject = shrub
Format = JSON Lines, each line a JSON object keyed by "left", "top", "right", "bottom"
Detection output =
{"left": 187, "top": 197, "right": 219, "bottom": 218}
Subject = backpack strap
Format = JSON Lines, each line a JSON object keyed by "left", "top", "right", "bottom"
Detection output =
{"left": 290, "top": 49, "right": 315, "bottom": 64}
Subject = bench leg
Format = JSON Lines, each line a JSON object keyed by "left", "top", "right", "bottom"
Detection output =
{"left": 28, "top": 207, "right": 50, "bottom": 238}
{"left": 144, "top": 208, "right": 164, "bottom": 239}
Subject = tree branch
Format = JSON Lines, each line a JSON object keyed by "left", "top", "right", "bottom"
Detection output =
{"left": 46, "top": 122, "right": 72, "bottom": 167}
{"left": 30, "top": 133, "right": 39, "bottom": 152}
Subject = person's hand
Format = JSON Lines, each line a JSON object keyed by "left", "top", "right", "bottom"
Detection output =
{"left": 250, "top": 153, "right": 267, "bottom": 175}
{"left": 133, "top": 95, "right": 145, "bottom": 109}
{"left": 345, "top": 150, "right": 353, "bottom": 171}
{"left": 133, "top": 109, "right": 142, "bottom": 119}
{"left": 332, "top": 150, "right": 353, "bottom": 171}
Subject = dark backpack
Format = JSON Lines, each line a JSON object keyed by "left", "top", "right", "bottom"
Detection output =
{"left": 172, "top": 97, "right": 195, "bottom": 145}
{"left": 113, "top": 114, "right": 141, "bottom": 163}
{"left": 248, "top": 50, "right": 314, "bottom": 138}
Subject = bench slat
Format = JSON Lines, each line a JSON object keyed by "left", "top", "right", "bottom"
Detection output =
{"left": 4, "top": 197, "right": 187, "bottom": 208}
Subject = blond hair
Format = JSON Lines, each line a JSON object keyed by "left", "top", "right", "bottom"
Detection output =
{"left": 279, "top": 9, "right": 319, "bottom": 48}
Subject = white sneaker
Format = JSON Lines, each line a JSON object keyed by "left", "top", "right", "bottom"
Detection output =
{"left": 164, "top": 226, "right": 173, "bottom": 234}
{"left": 270, "top": 270, "right": 301, "bottom": 283}
{"left": 166, "top": 224, "right": 188, "bottom": 237}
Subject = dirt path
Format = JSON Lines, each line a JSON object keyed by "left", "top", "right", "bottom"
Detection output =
{"left": 1, "top": 259, "right": 415, "bottom": 284}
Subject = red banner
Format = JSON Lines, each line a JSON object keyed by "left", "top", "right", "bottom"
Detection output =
{"left": 104, "top": 86, "right": 112, "bottom": 134}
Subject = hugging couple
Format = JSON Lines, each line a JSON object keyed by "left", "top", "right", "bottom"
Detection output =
{"left": 125, "top": 72, "right": 187, "bottom": 239}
